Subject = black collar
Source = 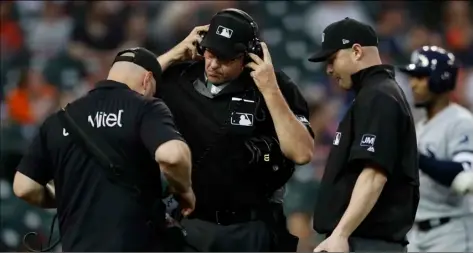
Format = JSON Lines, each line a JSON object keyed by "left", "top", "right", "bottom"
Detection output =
{"left": 350, "top": 64, "right": 396, "bottom": 93}
{"left": 91, "top": 80, "right": 131, "bottom": 91}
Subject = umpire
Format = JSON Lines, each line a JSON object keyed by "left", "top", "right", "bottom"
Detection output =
{"left": 13, "top": 47, "right": 194, "bottom": 251}
{"left": 155, "top": 8, "right": 314, "bottom": 251}
{"left": 307, "top": 18, "right": 419, "bottom": 252}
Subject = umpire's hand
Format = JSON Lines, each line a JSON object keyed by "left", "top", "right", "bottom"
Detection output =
{"left": 313, "top": 234, "right": 349, "bottom": 252}
{"left": 245, "top": 42, "right": 279, "bottom": 94}
{"left": 175, "top": 188, "right": 196, "bottom": 217}
{"left": 168, "top": 25, "right": 209, "bottom": 62}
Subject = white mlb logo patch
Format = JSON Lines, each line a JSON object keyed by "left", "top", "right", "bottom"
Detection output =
{"left": 230, "top": 112, "right": 253, "bottom": 126}
{"left": 216, "top": 25, "right": 233, "bottom": 38}
{"left": 360, "top": 134, "right": 376, "bottom": 146}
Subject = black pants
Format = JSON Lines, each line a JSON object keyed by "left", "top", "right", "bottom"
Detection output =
{"left": 344, "top": 236, "right": 407, "bottom": 252}
{"left": 180, "top": 218, "right": 272, "bottom": 252}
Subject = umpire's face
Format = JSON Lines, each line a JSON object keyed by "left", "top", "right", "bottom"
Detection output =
{"left": 204, "top": 49, "right": 245, "bottom": 85}
{"left": 409, "top": 76, "right": 434, "bottom": 107}
{"left": 325, "top": 47, "right": 359, "bottom": 90}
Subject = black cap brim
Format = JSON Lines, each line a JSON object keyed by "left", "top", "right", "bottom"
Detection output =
{"left": 398, "top": 64, "right": 428, "bottom": 77}
{"left": 398, "top": 65, "right": 413, "bottom": 74}
{"left": 201, "top": 36, "right": 241, "bottom": 60}
{"left": 308, "top": 49, "right": 338, "bottom": 62}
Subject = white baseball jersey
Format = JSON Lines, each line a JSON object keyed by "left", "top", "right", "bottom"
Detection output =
{"left": 415, "top": 103, "right": 473, "bottom": 221}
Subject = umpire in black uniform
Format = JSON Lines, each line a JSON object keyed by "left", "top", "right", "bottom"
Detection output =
{"left": 155, "top": 8, "right": 314, "bottom": 251}
{"left": 13, "top": 47, "right": 194, "bottom": 251}
{"left": 307, "top": 18, "right": 419, "bottom": 252}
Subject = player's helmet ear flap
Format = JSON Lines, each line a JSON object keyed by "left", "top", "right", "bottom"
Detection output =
{"left": 429, "top": 69, "right": 458, "bottom": 94}
{"left": 403, "top": 46, "right": 459, "bottom": 94}
{"left": 197, "top": 8, "right": 263, "bottom": 60}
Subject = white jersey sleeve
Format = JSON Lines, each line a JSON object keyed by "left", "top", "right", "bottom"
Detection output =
{"left": 448, "top": 119, "right": 473, "bottom": 171}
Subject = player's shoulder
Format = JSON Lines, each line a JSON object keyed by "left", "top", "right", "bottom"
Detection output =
{"left": 448, "top": 103, "right": 473, "bottom": 123}
{"left": 446, "top": 103, "right": 473, "bottom": 130}
{"left": 450, "top": 103, "right": 473, "bottom": 119}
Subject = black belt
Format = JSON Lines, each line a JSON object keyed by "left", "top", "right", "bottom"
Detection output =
{"left": 188, "top": 208, "right": 266, "bottom": 225}
{"left": 416, "top": 217, "right": 451, "bottom": 231}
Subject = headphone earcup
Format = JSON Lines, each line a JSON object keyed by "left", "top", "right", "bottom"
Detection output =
{"left": 253, "top": 40, "right": 263, "bottom": 59}
{"left": 248, "top": 39, "right": 263, "bottom": 60}
{"left": 196, "top": 43, "right": 204, "bottom": 56}
{"left": 196, "top": 32, "right": 207, "bottom": 56}
{"left": 247, "top": 39, "right": 263, "bottom": 57}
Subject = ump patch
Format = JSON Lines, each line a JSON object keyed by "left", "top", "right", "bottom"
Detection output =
{"left": 360, "top": 134, "right": 376, "bottom": 147}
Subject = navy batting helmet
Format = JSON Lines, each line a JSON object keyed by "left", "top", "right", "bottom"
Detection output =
{"left": 399, "top": 46, "right": 459, "bottom": 94}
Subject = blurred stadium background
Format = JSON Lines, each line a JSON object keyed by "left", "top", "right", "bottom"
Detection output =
{"left": 1, "top": 1, "right": 472, "bottom": 251}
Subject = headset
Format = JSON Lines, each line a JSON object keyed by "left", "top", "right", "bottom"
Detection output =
{"left": 197, "top": 8, "right": 263, "bottom": 61}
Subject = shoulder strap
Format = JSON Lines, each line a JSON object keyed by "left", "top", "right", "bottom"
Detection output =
{"left": 57, "top": 105, "right": 142, "bottom": 196}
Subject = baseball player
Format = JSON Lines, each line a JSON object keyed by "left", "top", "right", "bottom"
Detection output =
{"left": 400, "top": 46, "right": 473, "bottom": 252}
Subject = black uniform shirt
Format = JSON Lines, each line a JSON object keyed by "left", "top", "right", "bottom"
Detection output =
{"left": 314, "top": 65, "right": 419, "bottom": 244}
{"left": 156, "top": 61, "right": 313, "bottom": 210}
{"left": 16, "top": 80, "right": 183, "bottom": 251}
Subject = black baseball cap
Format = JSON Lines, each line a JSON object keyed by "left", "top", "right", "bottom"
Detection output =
{"left": 200, "top": 12, "right": 254, "bottom": 60}
{"left": 113, "top": 47, "right": 162, "bottom": 83}
{"left": 308, "top": 17, "right": 379, "bottom": 62}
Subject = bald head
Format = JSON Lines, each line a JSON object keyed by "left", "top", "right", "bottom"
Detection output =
{"left": 107, "top": 52, "right": 157, "bottom": 97}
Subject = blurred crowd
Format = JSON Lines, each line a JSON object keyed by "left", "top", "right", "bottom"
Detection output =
{"left": 1, "top": 1, "right": 472, "bottom": 251}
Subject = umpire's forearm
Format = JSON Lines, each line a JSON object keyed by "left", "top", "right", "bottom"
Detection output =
{"left": 156, "top": 140, "right": 192, "bottom": 193}
{"left": 261, "top": 89, "right": 314, "bottom": 165}
{"left": 157, "top": 52, "right": 177, "bottom": 72}
{"left": 21, "top": 187, "right": 56, "bottom": 209}
{"left": 161, "top": 158, "right": 192, "bottom": 194}
{"left": 332, "top": 167, "right": 387, "bottom": 238}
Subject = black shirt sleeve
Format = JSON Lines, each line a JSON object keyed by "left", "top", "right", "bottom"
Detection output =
{"left": 348, "top": 92, "right": 404, "bottom": 175}
{"left": 16, "top": 123, "right": 53, "bottom": 186}
{"left": 276, "top": 71, "right": 315, "bottom": 138}
{"left": 139, "top": 99, "right": 184, "bottom": 157}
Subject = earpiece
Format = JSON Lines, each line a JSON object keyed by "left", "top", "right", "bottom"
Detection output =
{"left": 196, "top": 31, "right": 207, "bottom": 56}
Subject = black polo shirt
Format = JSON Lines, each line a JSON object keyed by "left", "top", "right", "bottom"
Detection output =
{"left": 313, "top": 65, "right": 419, "bottom": 244}
{"left": 16, "top": 80, "right": 183, "bottom": 251}
{"left": 156, "top": 61, "right": 313, "bottom": 210}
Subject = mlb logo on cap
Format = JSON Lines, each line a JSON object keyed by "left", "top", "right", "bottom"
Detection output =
{"left": 216, "top": 25, "right": 233, "bottom": 38}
